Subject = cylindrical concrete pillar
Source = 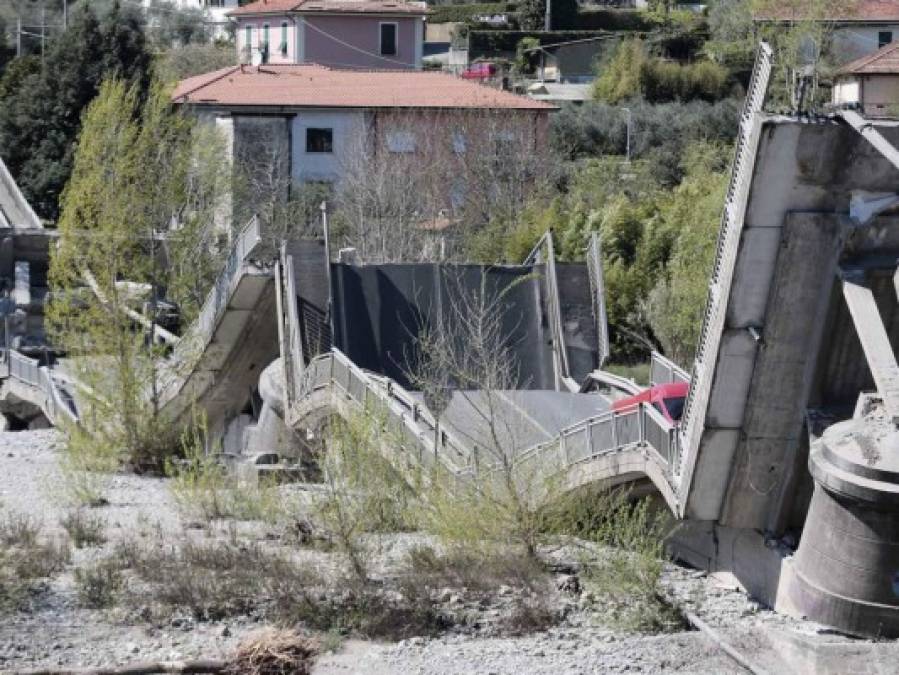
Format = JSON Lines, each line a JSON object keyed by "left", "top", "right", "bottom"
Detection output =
{"left": 788, "top": 415, "right": 899, "bottom": 637}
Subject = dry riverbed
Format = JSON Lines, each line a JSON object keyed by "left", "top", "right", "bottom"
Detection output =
{"left": 0, "top": 429, "right": 895, "bottom": 674}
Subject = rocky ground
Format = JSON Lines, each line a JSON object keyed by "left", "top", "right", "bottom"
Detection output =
{"left": 0, "top": 429, "right": 896, "bottom": 674}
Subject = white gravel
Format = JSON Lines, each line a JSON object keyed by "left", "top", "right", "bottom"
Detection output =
{"left": 0, "top": 429, "right": 895, "bottom": 674}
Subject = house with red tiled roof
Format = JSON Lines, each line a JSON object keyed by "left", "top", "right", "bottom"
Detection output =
{"left": 173, "top": 63, "right": 554, "bottom": 196}
{"left": 755, "top": 1, "right": 899, "bottom": 64}
{"left": 227, "top": 0, "right": 428, "bottom": 69}
{"left": 833, "top": 40, "right": 899, "bottom": 115}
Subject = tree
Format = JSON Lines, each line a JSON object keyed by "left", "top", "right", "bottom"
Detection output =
{"left": 155, "top": 43, "right": 236, "bottom": 83}
{"left": 408, "top": 271, "right": 560, "bottom": 561}
{"left": 48, "top": 78, "right": 231, "bottom": 469}
{"left": 646, "top": 143, "right": 729, "bottom": 366}
{"left": 0, "top": 2, "right": 151, "bottom": 221}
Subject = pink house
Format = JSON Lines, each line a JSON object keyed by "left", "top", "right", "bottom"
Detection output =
{"left": 228, "top": 0, "right": 427, "bottom": 69}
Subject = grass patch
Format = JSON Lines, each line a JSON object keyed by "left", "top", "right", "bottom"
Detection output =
{"left": 60, "top": 509, "right": 107, "bottom": 548}
{"left": 167, "top": 422, "right": 283, "bottom": 523}
{"left": 543, "top": 486, "right": 686, "bottom": 633}
{"left": 74, "top": 559, "right": 122, "bottom": 608}
{"left": 0, "top": 511, "right": 70, "bottom": 612}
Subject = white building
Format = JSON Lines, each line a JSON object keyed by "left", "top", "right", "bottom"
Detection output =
{"left": 833, "top": 41, "right": 899, "bottom": 117}
{"left": 143, "top": 0, "right": 240, "bottom": 40}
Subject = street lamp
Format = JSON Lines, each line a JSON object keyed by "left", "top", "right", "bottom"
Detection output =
{"left": 622, "top": 107, "right": 632, "bottom": 163}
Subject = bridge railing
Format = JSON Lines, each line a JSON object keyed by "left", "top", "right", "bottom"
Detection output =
{"left": 299, "top": 349, "right": 472, "bottom": 473}
{"left": 515, "top": 402, "right": 680, "bottom": 479}
{"left": 650, "top": 351, "right": 691, "bottom": 387}
{"left": 3, "top": 349, "right": 78, "bottom": 425}
{"left": 296, "top": 349, "right": 682, "bottom": 493}
{"left": 187, "top": 215, "right": 262, "bottom": 352}
{"left": 678, "top": 42, "right": 772, "bottom": 489}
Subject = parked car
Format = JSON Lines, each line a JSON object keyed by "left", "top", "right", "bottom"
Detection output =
{"left": 460, "top": 62, "right": 497, "bottom": 80}
{"left": 611, "top": 382, "right": 689, "bottom": 424}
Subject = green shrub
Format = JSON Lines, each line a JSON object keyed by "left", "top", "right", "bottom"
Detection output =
{"left": 60, "top": 510, "right": 107, "bottom": 548}
{"left": 167, "top": 418, "right": 282, "bottom": 523}
{"left": 74, "top": 560, "right": 122, "bottom": 608}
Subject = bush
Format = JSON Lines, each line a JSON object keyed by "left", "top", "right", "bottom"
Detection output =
{"left": 0, "top": 512, "right": 70, "bottom": 612}
{"left": 594, "top": 38, "right": 733, "bottom": 104}
{"left": 74, "top": 560, "right": 122, "bottom": 608}
{"left": 60, "top": 510, "right": 107, "bottom": 548}
{"left": 542, "top": 486, "right": 684, "bottom": 633}
{"left": 640, "top": 58, "right": 730, "bottom": 103}
{"left": 167, "top": 419, "right": 283, "bottom": 523}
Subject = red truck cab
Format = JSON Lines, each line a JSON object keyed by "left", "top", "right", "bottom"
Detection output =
{"left": 611, "top": 382, "right": 689, "bottom": 424}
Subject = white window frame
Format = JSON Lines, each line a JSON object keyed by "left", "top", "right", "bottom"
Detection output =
{"left": 379, "top": 21, "right": 398, "bottom": 57}
{"left": 452, "top": 131, "right": 466, "bottom": 154}
{"left": 244, "top": 24, "right": 252, "bottom": 49}
{"left": 386, "top": 130, "right": 415, "bottom": 153}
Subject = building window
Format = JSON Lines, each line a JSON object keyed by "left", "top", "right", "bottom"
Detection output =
{"left": 879, "top": 31, "right": 894, "bottom": 48}
{"left": 244, "top": 25, "right": 252, "bottom": 50}
{"left": 306, "top": 128, "right": 333, "bottom": 153}
{"left": 261, "top": 23, "right": 270, "bottom": 62}
{"left": 280, "top": 21, "right": 289, "bottom": 55}
{"left": 380, "top": 22, "right": 397, "bottom": 56}
{"left": 452, "top": 131, "right": 466, "bottom": 154}
{"left": 387, "top": 130, "right": 415, "bottom": 153}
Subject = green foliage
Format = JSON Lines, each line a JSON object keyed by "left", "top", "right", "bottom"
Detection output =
{"left": 549, "top": 98, "right": 739, "bottom": 183}
{"left": 154, "top": 43, "right": 236, "bottom": 83}
{"left": 316, "top": 406, "right": 419, "bottom": 582}
{"left": 640, "top": 58, "right": 730, "bottom": 103}
{"left": 543, "top": 486, "right": 684, "bottom": 633}
{"left": 646, "top": 143, "right": 728, "bottom": 366}
{"left": 60, "top": 510, "right": 107, "bottom": 548}
{"left": 167, "top": 416, "right": 283, "bottom": 523}
{"left": 0, "top": 2, "right": 151, "bottom": 220}
{"left": 74, "top": 560, "right": 122, "bottom": 608}
{"left": 594, "top": 38, "right": 732, "bottom": 104}
{"left": 492, "top": 140, "right": 730, "bottom": 361}
{"left": 594, "top": 38, "right": 646, "bottom": 104}
{"left": 514, "top": 37, "right": 541, "bottom": 75}
{"left": 704, "top": 0, "right": 756, "bottom": 70}
{"left": 49, "top": 78, "right": 230, "bottom": 470}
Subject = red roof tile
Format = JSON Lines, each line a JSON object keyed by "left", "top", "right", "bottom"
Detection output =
{"left": 228, "top": 0, "right": 427, "bottom": 17}
{"left": 838, "top": 40, "right": 899, "bottom": 74}
{"left": 756, "top": 0, "right": 899, "bottom": 22}
{"left": 172, "top": 64, "right": 555, "bottom": 111}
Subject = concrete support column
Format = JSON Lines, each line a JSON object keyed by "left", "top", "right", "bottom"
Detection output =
{"left": 842, "top": 274, "right": 899, "bottom": 423}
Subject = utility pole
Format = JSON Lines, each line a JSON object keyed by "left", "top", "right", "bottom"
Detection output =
{"left": 16, "top": 16, "right": 21, "bottom": 57}
{"left": 63, "top": 0, "right": 67, "bottom": 30}
{"left": 543, "top": 0, "right": 551, "bottom": 31}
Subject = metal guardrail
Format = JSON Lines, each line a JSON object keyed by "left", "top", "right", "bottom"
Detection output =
{"left": 2, "top": 349, "right": 78, "bottom": 425}
{"left": 678, "top": 42, "right": 773, "bottom": 488}
{"left": 161, "top": 215, "right": 263, "bottom": 398}
{"left": 299, "top": 349, "right": 474, "bottom": 476}
{"left": 185, "top": 216, "right": 262, "bottom": 352}
{"left": 296, "top": 348, "right": 682, "bottom": 494}
{"left": 650, "top": 351, "right": 691, "bottom": 387}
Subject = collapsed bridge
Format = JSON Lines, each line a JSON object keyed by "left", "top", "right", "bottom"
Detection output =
{"left": 5, "top": 42, "right": 899, "bottom": 638}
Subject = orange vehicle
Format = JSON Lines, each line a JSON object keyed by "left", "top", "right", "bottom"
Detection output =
{"left": 611, "top": 382, "right": 689, "bottom": 424}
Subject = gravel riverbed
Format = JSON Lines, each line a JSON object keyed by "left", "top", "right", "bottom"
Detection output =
{"left": 0, "top": 429, "right": 895, "bottom": 674}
